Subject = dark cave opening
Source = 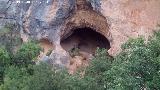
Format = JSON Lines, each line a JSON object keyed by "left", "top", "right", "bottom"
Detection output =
{"left": 60, "top": 27, "right": 110, "bottom": 55}
{"left": 60, "top": 27, "right": 111, "bottom": 74}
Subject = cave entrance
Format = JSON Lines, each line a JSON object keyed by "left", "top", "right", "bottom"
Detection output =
{"left": 60, "top": 27, "right": 110, "bottom": 74}
{"left": 60, "top": 27, "right": 110, "bottom": 56}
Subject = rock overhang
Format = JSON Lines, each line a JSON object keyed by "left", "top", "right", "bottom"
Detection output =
{"left": 60, "top": 8, "right": 112, "bottom": 45}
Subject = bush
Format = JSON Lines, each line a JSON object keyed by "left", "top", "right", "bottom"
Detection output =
{"left": 0, "top": 47, "right": 10, "bottom": 66}
{"left": 26, "top": 63, "right": 58, "bottom": 90}
{"left": 0, "top": 63, "right": 66, "bottom": 90}
{"left": 13, "top": 42, "right": 41, "bottom": 67}
{"left": 0, "top": 66, "right": 30, "bottom": 90}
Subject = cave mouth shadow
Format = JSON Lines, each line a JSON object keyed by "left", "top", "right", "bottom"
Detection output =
{"left": 60, "top": 27, "right": 110, "bottom": 56}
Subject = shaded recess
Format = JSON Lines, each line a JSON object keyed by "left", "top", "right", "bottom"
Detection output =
{"left": 39, "top": 39, "right": 54, "bottom": 56}
{"left": 60, "top": 27, "right": 110, "bottom": 55}
{"left": 61, "top": 27, "right": 111, "bottom": 74}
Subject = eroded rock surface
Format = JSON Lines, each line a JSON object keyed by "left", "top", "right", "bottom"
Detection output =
{"left": 101, "top": 0, "right": 160, "bottom": 55}
{"left": 0, "top": 0, "right": 160, "bottom": 69}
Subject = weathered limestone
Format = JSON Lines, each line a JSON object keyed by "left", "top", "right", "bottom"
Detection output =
{"left": 0, "top": 0, "right": 160, "bottom": 68}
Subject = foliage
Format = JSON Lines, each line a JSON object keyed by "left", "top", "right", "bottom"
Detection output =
{"left": 86, "top": 48, "right": 112, "bottom": 75}
{"left": 0, "top": 41, "right": 40, "bottom": 86}
{"left": 0, "top": 66, "right": 30, "bottom": 90}
{"left": 46, "top": 49, "right": 52, "bottom": 56}
{"left": 103, "top": 32, "right": 160, "bottom": 90}
{"left": 83, "top": 48, "right": 113, "bottom": 90}
{"left": 1, "top": 27, "right": 160, "bottom": 90}
{"left": 1, "top": 64, "right": 49, "bottom": 90}
{"left": 0, "top": 47, "right": 10, "bottom": 85}
{"left": 69, "top": 47, "right": 80, "bottom": 57}
{"left": 26, "top": 63, "right": 58, "bottom": 90}
{"left": 0, "top": 47, "right": 10, "bottom": 67}
{"left": 0, "top": 63, "right": 67, "bottom": 90}
{"left": 13, "top": 42, "right": 41, "bottom": 67}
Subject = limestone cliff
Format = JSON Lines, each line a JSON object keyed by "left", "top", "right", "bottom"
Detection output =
{"left": 0, "top": 0, "right": 160, "bottom": 69}
{"left": 101, "top": 0, "right": 160, "bottom": 55}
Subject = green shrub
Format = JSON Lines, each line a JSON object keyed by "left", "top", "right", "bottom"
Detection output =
{"left": 85, "top": 48, "right": 112, "bottom": 77}
{"left": 26, "top": 63, "right": 59, "bottom": 90}
{"left": 13, "top": 42, "right": 41, "bottom": 67}
{"left": 46, "top": 49, "right": 52, "bottom": 56}
{"left": 0, "top": 63, "right": 64, "bottom": 90}
{"left": 0, "top": 47, "right": 10, "bottom": 66}
{"left": 0, "top": 66, "right": 30, "bottom": 90}
{"left": 69, "top": 47, "right": 80, "bottom": 57}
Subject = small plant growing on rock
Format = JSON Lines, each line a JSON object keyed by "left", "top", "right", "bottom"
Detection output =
{"left": 69, "top": 47, "right": 80, "bottom": 57}
{"left": 46, "top": 49, "right": 52, "bottom": 56}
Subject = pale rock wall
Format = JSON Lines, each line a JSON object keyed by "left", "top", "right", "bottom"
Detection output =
{"left": 100, "top": 0, "right": 160, "bottom": 55}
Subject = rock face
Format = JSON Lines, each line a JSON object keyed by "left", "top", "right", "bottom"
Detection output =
{"left": 0, "top": 0, "right": 160, "bottom": 68}
{"left": 101, "top": 0, "right": 160, "bottom": 55}
{"left": 23, "top": 0, "right": 111, "bottom": 68}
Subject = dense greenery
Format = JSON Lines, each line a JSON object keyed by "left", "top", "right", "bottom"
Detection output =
{"left": 1, "top": 29, "right": 160, "bottom": 90}
{"left": 13, "top": 42, "right": 41, "bottom": 67}
{"left": 0, "top": 42, "right": 41, "bottom": 86}
{"left": 0, "top": 47, "right": 10, "bottom": 85}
